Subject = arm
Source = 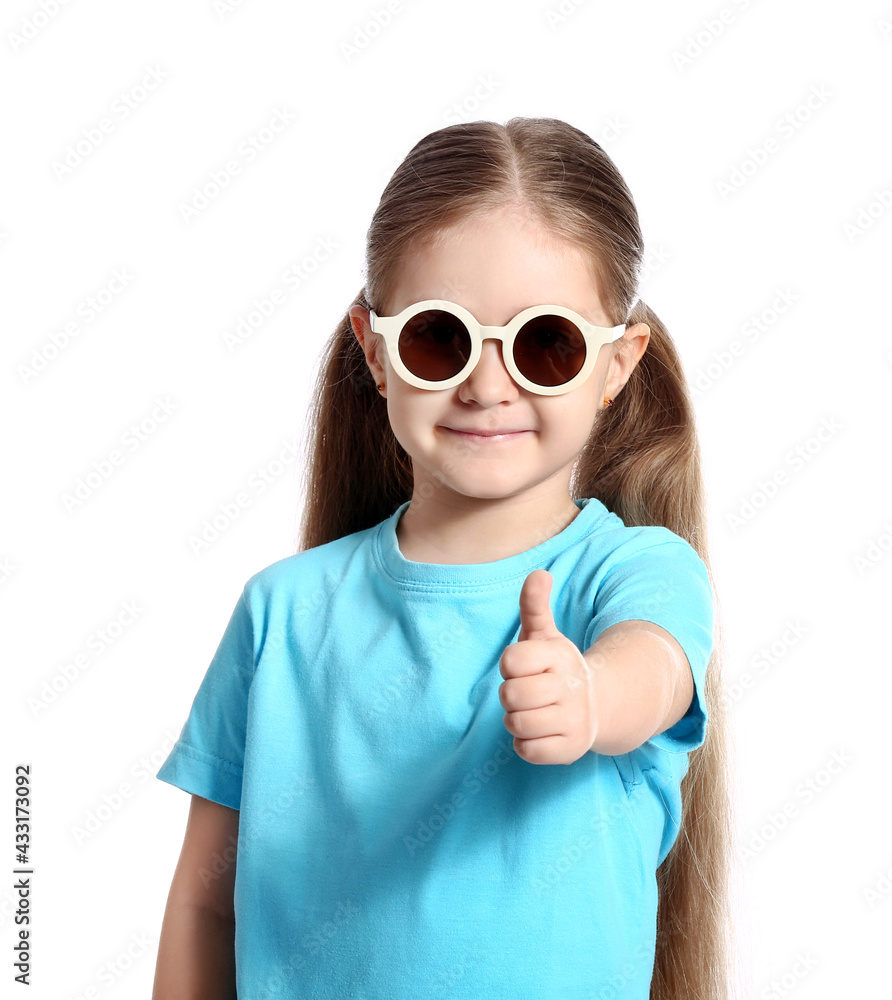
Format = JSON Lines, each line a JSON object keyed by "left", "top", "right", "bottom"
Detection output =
{"left": 152, "top": 795, "right": 239, "bottom": 1000}
{"left": 583, "top": 620, "right": 694, "bottom": 756}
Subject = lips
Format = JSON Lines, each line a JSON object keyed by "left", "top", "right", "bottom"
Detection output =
{"left": 443, "top": 427, "right": 530, "bottom": 436}
{"left": 446, "top": 427, "right": 526, "bottom": 437}
{"left": 442, "top": 427, "right": 531, "bottom": 440}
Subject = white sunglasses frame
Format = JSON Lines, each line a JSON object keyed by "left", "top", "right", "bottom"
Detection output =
{"left": 368, "top": 299, "right": 627, "bottom": 396}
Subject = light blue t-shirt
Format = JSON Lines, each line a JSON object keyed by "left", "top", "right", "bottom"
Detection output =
{"left": 156, "top": 496, "right": 714, "bottom": 999}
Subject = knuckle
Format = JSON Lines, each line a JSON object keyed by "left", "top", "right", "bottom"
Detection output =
{"left": 499, "top": 681, "right": 514, "bottom": 710}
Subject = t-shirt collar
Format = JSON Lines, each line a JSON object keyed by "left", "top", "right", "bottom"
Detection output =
{"left": 374, "top": 496, "right": 607, "bottom": 589}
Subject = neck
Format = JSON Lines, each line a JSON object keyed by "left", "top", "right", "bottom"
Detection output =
{"left": 395, "top": 491, "right": 582, "bottom": 565}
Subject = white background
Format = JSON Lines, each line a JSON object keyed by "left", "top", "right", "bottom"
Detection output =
{"left": 3, "top": 1, "right": 891, "bottom": 997}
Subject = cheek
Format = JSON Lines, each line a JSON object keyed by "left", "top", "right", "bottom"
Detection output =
{"left": 386, "top": 394, "right": 439, "bottom": 448}
{"left": 540, "top": 396, "right": 600, "bottom": 445}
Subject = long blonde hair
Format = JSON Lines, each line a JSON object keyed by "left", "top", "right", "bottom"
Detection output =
{"left": 297, "top": 117, "right": 736, "bottom": 999}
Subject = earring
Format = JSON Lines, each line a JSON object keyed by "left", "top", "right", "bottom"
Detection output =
{"left": 603, "top": 397, "right": 613, "bottom": 407}
{"left": 376, "top": 382, "right": 385, "bottom": 393}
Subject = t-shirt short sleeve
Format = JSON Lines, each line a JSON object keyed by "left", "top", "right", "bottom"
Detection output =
{"left": 156, "top": 588, "right": 255, "bottom": 810}
{"left": 583, "top": 533, "right": 715, "bottom": 754}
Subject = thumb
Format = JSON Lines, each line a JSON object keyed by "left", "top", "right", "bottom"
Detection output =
{"left": 517, "top": 569, "right": 560, "bottom": 643}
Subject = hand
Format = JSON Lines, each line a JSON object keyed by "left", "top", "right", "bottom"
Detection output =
{"left": 498, "top": 569, "right": 598, "bottom": 765}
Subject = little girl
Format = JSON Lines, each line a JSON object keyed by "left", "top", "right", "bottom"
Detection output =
{"left": 152, "top": 117, "right": 733, "bottom": 1000}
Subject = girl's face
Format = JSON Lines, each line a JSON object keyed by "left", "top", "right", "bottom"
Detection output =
{"left": 350, "top": 203, "right": 649, "bottom": 510}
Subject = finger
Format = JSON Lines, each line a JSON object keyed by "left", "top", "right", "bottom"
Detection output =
{"left": 499, "top": 635, "right": 575, "bottom": 680}
{"left": 512, "top": 733, "right": 576, "bottom": 766}
{"left": 502, "top": 704, "right": 566, "bottom": 741}
{"left": 517, "top": 569, "right": 560, "bottom": 643}
{"left": 498, "top": 673, "right": 561, "bottom": 713}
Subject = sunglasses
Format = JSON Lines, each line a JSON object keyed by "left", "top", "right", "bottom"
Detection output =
{"left": 368, "top": 299, "right": 627, "bottom": 396}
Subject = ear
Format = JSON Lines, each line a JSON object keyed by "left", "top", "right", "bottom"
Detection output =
{"left": 348, "top": 305, "right": 388, "bottom": 385}
{"left": 603, "top": 322, "right": 650, "bottom": 401}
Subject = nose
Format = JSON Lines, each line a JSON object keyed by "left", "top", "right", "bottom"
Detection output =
{"left": 458, "top": 337, "right": 519, "bottom": 403}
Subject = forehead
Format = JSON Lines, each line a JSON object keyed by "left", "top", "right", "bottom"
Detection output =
{"left": 388, "top": 207, "right": 608, "bottom": 325}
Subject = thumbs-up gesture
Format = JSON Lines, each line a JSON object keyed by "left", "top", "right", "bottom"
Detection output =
{"left": 498, "top": 569, "right": 597, "bottom": 765}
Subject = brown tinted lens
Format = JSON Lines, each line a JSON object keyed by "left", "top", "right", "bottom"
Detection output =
{"left": 398, "top": 309, "right": 471, "bottom": 382}
{"left": 513, "top": 315, "right": 586, "bottom": 386}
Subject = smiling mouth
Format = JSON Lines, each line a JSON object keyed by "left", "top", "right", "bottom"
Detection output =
{"left": 442, "top": 428, "right": 531, "bottom": 442}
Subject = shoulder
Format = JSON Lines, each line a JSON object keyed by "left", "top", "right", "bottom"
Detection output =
{"left": 583, "top": 498, "right": 703, "bottom": 565}
{"left": 240, "top": 519, "right": 382, "bottom": 609}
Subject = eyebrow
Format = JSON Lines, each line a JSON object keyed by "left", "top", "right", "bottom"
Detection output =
{"left": 407, "top": 299, "right": 600, "bottom": 324}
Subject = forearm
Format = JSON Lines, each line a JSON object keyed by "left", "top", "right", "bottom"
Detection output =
{"left": 582, "top": 620, "right": 693, "bottom": 756}
{"left": 152, "top": 902, "right": 237, "bottom": 1000}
